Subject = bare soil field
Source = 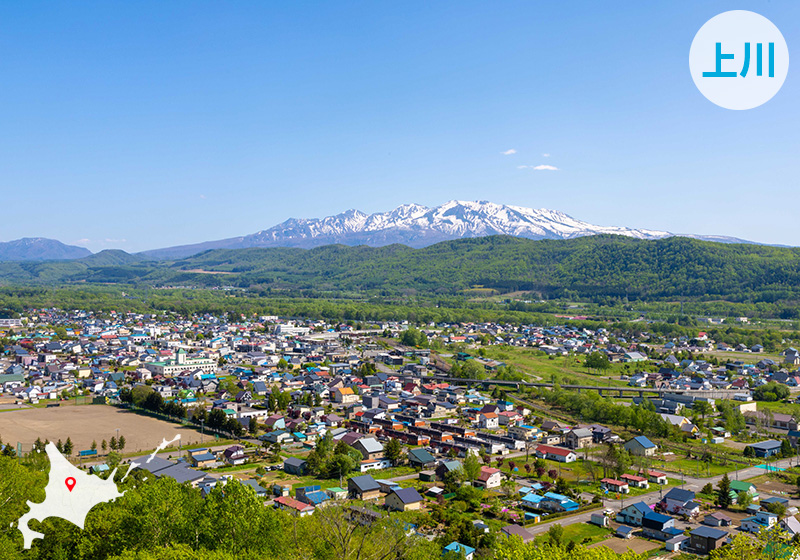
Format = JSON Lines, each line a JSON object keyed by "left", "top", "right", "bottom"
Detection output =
{"left": 590, "top": 535, "right": 662, "bottom": 555}
{"left": 0, "top": 405, "right": 204, "bottom": 454}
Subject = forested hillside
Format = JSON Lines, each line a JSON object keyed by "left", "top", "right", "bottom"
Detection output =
{"left": 0, "top": 235, "right": 799, "bottom": 306}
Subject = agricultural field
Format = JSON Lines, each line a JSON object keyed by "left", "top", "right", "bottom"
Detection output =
{"left": 0, "top": 404, "right": 206, "bottom": 455}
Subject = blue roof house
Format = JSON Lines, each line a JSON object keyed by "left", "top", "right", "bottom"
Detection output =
{"left": 443, "top": 542, "right": 475, "bottom": 560}
{"left": 624, "top": 436, "right": 657, "bottom": 457}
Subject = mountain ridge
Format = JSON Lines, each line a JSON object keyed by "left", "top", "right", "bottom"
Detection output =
{"left": 0, "top": 238, "right": 91, "bottom": 262}
{"left": 139, "top": 200, "right": 746, "bottom": 260}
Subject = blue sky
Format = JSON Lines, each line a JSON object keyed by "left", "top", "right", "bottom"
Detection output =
{"left": 1, "top": 2, "right": 798, "bottom": 252}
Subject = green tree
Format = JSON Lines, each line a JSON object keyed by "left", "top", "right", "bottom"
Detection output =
{"left": 110, "top": 436, "right": 118, "bottom": 451}
{"left": 91, "top": 440, "right": 97, "bottom": 452}
{"left": 717, "top": 473, "right": 732, "bottom": 508}
{"left": 118, "top": 435, "right": 126, "bottom": 450}
{"left": 459, "top": 360, "right": 486, "bottom": 380}
{"left": 384, "top": 438, "right": 404, "bottom": 466}
{"left": 692, "top": 401, "right": 712, "bottom": 427}
{"left": 585, "top": 351, "right": 611, "bottom": 372}
{"left": 547, "top": 524, "right": 564, "bottom": 547}
{"left": 399, "top": 328, "right": 427, "bottom": 347}
{"left": 737, "top": 491, "right": 752, "bottom": 509}
{"left": 461, "top": 452, "right": 482, "bottom": 483}
{"left": 63, "top": 437, "right": 74, "bottom": 456}
{"left": 102, "top": 439, "right": 107, "bottom": 452}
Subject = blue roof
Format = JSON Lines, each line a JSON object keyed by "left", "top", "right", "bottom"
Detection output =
{"left": 192, "top": 453, "right": 215, "bottom": 462}
{"left": 749, "top": 440, "right": 782, "bottom": 450}
{"left": 625, "top": 501, "right": 651, "bottom": 514}
{"left": 443, "top": 542, "right": 475, "bottom": 557}
{"left": 632, "top": 436, "right": 656, "bottom": 448}
{"left": 521, "top": 493, "right": 543, "bottom": 504}
{"left": 664, "top": 487, "right": 695, "bottom": 503}
{"left": 644, "top": 511, "right": 672, "bottom": 524}
{"left": 691, "top": 526, "right": 728, "bottom": 539}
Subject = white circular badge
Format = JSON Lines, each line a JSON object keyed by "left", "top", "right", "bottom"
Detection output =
{"left": 689, "top": 10, "right": 788, "bottom": 110}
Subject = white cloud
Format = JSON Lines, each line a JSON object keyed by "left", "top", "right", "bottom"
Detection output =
{"left": 542, "top": 153, "right": 551, "bottom": 157}
{"left": 199, "top": 194, "right": 206, "bottom": 199}
{"left": 75, "top": 238, "right": 91, "bottom": 245}
{"left": 532, "top": 165, "right": 559, "bottom": 171}
{"left": 104, "top": 238, "right": 127, "bottom": 243}
{"left": 517, "top": 165, "right": 529, "bottom": 169}
{"left": 502, "top": 149, "right": 517, "bottom": 155}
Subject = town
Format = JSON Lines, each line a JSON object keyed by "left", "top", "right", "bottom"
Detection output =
{"left": 2, "top": 308, "right": 800, "bottom": 558}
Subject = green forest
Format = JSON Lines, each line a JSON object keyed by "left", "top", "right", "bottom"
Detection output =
{"left": 1, "top": 236, "right": 800, "bottom": 308}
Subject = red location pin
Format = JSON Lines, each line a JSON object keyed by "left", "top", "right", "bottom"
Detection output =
{"left": 65, "top": 477, "right": 76, "bottom": 492}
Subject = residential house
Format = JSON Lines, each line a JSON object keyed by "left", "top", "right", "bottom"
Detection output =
{"left": 540, "top": 492, "right": 579, "bottom": 512}
{"left": 745, "top": 440, "right": 782, "bottom": 458}
{"left": 500, "top": 525, "right": 535, "bottom": 544}
{"left": 478, "top": 412, "right": 499, "bottom": 430}
{"left": 283, "top": 457, "right": 308, "bottom": 476}
{"left": 703, "top": 512, "right": 732, "bottom": 527}
{"left": 601, "top": 478, "right": 629, "bottom": 494}
{"left": 780, "top": 516, "right": 800, "bottom": 538}
{"left": 617, "top": 502, "right": 651, "bottom": 527}
{"left": 443, "top": 542, "right": 475, "bottom": 560}
{"left": 222, "top": 445, "right": 246, "bottom": 466}
{"left": 264, "top": 414, "right": 286, "bottom": 430}
{"left": 331, "top": 387, "right": 361, "bottom": 405}
{"left": 621, "top": 474, "right": 649, "bottom": 489}
{"left": 348, "top": 475, "right": 382, "bottom": 500}
{"left": 508, "top": 424, "right": 540, "bottom": 441}
{"left": 624, "top": 436, "right": 657, "bottom": 457}
{"left": 407, "top": 448, "right": 436, "bottom": 469}
{"left": 435, "top": 460, "right": 462, "bottom": 480}
{"left": 661, "top": 488, "right": 700, "bottom": 517}
{"left": 385, "top": 487, "right": 424, "bottom": 512}
{"left": 534, "top": 445, "right": 576, "bottom": 463}
{"left": 647, "top": 470, "right": 668, "bottom": 485}
{"left": 189, "top": 451, "right": 217, "bottom": 469}
{"left": 741, "top": 510, "right": 778, "bottom": 534}
{"left": 565, "top": 428, "right": 592, "bottom": 449}
{"left": 689, "top": 526, "right": 728, "bottom": 554}
{"left": 274, "top": 496, "right": 315, "bottom": 517}
{"left": 729, "top": 480, "right": 759, "bottom": 501}
{"left": 240, "top": 479, "right": 268, "bottom": 497}
{"left": 353, "top": 437, "right": 384, "bottom": 461}
{"left": 475, "top": 467, "right": 502, "bottom": 489}
{"left": 642, "top": 511, "right": 683, "bottom": 541}
{"left": 296, "top": 485, "right": 331, "bottom": 507}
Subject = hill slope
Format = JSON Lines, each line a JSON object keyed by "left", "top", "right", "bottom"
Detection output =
{"left": 1, "top": 235, "right": 800, "bottom": 305}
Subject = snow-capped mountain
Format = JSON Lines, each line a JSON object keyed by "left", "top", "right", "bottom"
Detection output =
{"left": 247, "top": 200, "right": 671, "bottom": 245}
{"left": 141, "top": 200, "right": 679, "bottom": 259}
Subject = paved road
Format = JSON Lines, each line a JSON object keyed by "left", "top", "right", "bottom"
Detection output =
{"left": 524, "top": 456, "right": 799, "bottom": 536}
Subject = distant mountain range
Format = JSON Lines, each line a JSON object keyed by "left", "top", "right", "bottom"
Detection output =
{"left": 0, "top": 200, "right": 765, "bottom": 262}
{"left": 0, "top": 238, "right": 91, "bottom": 262}
{"left": 138, "top": 200, "right": 757, "bottom": 260}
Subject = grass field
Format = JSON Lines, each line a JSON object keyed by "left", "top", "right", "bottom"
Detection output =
{"left": 0, "top": 404, "right": 207, "bottom": 455}
{"left": 534, "top": 522, "right": 612, "bottom": 546}
{"left": 479, "top": 346, "right": 632, "bottom": 387}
